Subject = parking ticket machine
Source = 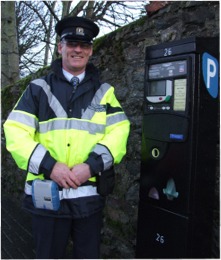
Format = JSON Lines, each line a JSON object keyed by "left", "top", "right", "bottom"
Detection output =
{"left": 136, "top": 37, "right": 219, "bottom": 258}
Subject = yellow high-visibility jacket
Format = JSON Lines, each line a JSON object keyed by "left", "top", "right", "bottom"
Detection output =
{"left": 4, "top": 60, "right": 130, "bottom": 214}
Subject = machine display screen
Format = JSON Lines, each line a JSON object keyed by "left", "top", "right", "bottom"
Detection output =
{"left": 148, "top": 81, "right": 166, "bottom": 96}
{"left": 148, "top": 60, "right": 187, "bottom": 79}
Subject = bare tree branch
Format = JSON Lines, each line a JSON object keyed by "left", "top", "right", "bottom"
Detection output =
{"left": 69, "top": 1, "right": 87, "bottom": 17}
{"left": 43, "top": 1, "right": 60, "bottom": 21}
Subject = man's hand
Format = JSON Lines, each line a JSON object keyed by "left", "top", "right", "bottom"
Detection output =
{"left": 50, "top": 162, "right": 81, "bottom": 189}
{"left": 71, "top": 163, "right": 91, "bottom": 185}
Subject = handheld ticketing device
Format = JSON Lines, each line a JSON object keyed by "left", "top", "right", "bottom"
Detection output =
{"left": 32, "top": 180, "right": 60, "bottom": 211}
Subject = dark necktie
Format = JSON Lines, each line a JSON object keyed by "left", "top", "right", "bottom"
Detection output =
{"left": 70, "top": 76, "right": 79, "bottom": 93}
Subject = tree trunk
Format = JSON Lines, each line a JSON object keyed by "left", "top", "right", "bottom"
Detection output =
{"left": 61, "top": 1, "right": 72, "bottom": 17}
{"left": 44, "top": 2, "right": 56, "bottom": 66}
{"left": 51, "top": 1, "right": 72, "bottom": 61}
{"left": 1, "top": 1, "right": 20, "bottom": 87}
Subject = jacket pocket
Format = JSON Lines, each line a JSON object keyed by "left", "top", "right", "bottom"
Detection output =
{"left": 97, "top": 167, "right": 115, "bottom": 196}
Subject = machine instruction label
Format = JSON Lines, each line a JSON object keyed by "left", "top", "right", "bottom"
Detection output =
{"left": 173, "top": 79, "right": 187, "bottom": 111}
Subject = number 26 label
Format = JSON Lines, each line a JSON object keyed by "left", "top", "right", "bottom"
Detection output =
{"left": 156, "top": 233, "right": 165, "bottom": 244}
{"left": 164, "top": 48, "right": 172, "bottom": 56}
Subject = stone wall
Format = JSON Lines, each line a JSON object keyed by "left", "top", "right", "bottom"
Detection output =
{"left": 2, "top": 1, "right": 219, "bottom": 258}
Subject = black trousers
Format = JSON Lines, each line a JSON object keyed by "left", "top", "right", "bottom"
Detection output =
{"left": 32, "top": 211, "right": 103, "bottom": 259}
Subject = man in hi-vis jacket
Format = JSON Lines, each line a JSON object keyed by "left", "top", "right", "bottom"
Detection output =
{"left": 4, "top": 16, "right": 130, "bottom": 259}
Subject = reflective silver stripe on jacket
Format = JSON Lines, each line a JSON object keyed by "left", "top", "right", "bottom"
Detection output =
{"left": 32, "top": 79, "right": 68, "bottom": 118}
{"left": 93, "top": 144, "right": 113, "bottom": 170}
{"left": 60, "top": 186, "right": 98, "bottom": 199}
{"left": 107, "top": 113, "right": 128, "bottom": 126}
{"left": 7, "top": 111, "right": 38, "bottom": 129}
{"left": 25, "top": 182, "right": 99, "bottom": 199}
{"left": 81, "top": 83, "right": 111, "bottom": 120}
{"left": 39, "top": 119, "right": 105, "bottom": 134}
{"left": 7, "top": 112, "right": 106, "bottom": 135}
{"left": 28, "top": 144, "right": 47, "bottom": 174}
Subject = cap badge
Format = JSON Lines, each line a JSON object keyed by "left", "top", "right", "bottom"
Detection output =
{"left": 76, "top": 27, "right": 84, "bottom": 36}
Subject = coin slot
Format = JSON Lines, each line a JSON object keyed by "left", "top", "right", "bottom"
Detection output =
{"left": 152, "top": 148, "right": 160, "bottom": 158}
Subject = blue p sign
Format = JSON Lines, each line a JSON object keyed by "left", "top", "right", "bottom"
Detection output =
{"left": 202, "top": 52, "right": 219, "bottom": 98}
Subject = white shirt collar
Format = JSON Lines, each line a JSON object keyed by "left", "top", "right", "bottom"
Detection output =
{"left": 62, "top": 69, "right": 85, "bottom": 83}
